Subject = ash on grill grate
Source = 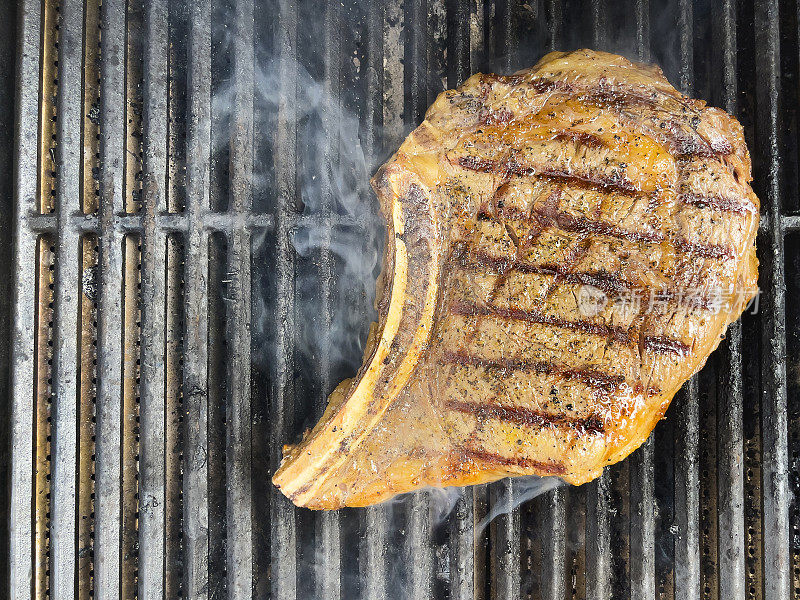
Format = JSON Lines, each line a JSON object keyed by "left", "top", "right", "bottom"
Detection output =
{"left": 4, "top": 1, "right": 797, "bottom": 600}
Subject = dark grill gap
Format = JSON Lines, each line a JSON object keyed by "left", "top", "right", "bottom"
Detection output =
{"left": 3, "top": 1, "right": 797, "bottom": 600}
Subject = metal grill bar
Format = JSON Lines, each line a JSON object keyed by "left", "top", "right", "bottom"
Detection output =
{"left": 227, "top": 0, "right": 255, "bottom": 595}
{"left": 76, "top": 2, "right": 100, "bottom": 597}
{"left": 716, "top": 3, "right": 746, "bottom": 600}
{"left": 630, "top": 439, "right": 655, "bottom": 600}
{"left": 39, "top": 0, "right": 58, "bottom": 217}
{"left": 406, "top": 491, "right": 434, "bottom": 598}
{"left": 587, "top": 11, "right": 614, "bottom": 593}
{"left": 9, "top": 0, "right": 42, "bottom": 597}
{"left": 207, "top": 232, "right": 227, "bottom": 599}
{"left": 542, "top": 4, "right": 568, "bottom": 599}
{"left": 449, "top": 5, "right": 486, "bottom": 599}
{"left": 627, "top": 20, "right": 655, "bottom": 599}
{"left": 50, "top": 1, "right": 83, "bottom": 595}
{"left": 754, "top": 2, "right": 791, "bottom": 600}
{"left": 183, "top": 0, "right": 211, "bottom": 597}
{"left": 271, "top": 1, "right": 299, "bottom": 597}
{"left": 163, "top": 6, "right": 188, "bottom": 573}
{"left": 586, "top": 473, "right": 611, "bottom": 599}
{"left": 784, "top": 215, "right": 800, "bottom": 230}
{"left": 490, "top": 480, "right": 520, "bottom": 599}
{"left": 138, "top": 0, "right": 169, "bottom": 596}
{"left": 382, "top": 0, "right": 404, "bottom": 145}
{"left": 634, "top": 0, "right": 649, "bottom": 60}
{"left": 23, "top": 211, "right": 274, "bottom": 234}
{"left": 675, "top": 376, "right": 701, "bottom": 600}
{"left": 361, "top": 2, "right": 406, "bottom": 596}
{"left": 540, "top": 486, "right": 566, "bottom": 600}
{"left": 94, "top": 1, "right": 126, "bottom": 598}
{"left": 483, "top": 3, "right": 525, "bottom": 596}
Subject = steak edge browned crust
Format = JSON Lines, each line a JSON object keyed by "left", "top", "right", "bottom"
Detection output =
{"left": 273, "top": 49, "right": 759, "bottom": 509}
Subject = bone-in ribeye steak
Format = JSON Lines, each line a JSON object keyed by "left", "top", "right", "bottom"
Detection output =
{"left": 273, "top": 49, "right": 759, "bottom": 509}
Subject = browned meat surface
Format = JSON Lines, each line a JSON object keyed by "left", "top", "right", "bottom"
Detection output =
{"left": 273, "top": 49, "right": 759, "bottom": 509}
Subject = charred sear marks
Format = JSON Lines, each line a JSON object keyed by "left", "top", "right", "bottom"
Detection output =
{"left": 659, "top": 118, "right": 733, "bottom": 158}
{"left": 516, "top": 76, "right": 734, "bottom": 159}
{"left": 527, "top": 76, "right": 660, "bottom": 114}
{"left": 679, "top": 192, "right": 757, "bottom": 214}
{"left": 583, "top": 84, "right": 659, "bottom": 110}
{"left": 527, "top": 206, "right": 663, "bottom": 244}
{"left": 450, "top": 299, "right": 634, "bottom": 344}
{"left": 479, "top": 107, "right": 514, "bottom": 126}
{"left": 671, "top": 237, "right": 733, "bottom": 261}
{"left": 460, "top": 447, "right": 568, "bottom": 475}
{"left": 454, "top": 246, "right": 633, "bottom": 296}
{"left": 457, "top": 155, "right": 638, "bottom": 194}
{"left": 441, "top": 350, "right": 626, "bottom": 395}
{"left": 537, "top": 167, "right": 638, "bottom": 194}
{"left": 454, "top": 246, "right": 720, "bottom": 311}
{"left": 641, "top": 335, "right": 691, "bottom": 356}
{"left": 552, "top": 130, "right": 607, "bottom": 150}
{"left": 463, "top": 176, "right": 736, "bottom": 260}
{"left": 450, "top": 300, "right": 691, "bottom": 356}
{"left": 447, "top": 398, "right": 605, "bottom": 435}
{"left": 458, "top": 154, "right": 511, "bottom": 175}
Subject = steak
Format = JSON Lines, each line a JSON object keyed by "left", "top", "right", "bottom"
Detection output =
{"left": 273, "top": 49, "right": 759, "bottom": 509}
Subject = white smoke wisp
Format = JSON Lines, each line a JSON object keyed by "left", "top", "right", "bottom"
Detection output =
{"left": 366, "top": 476, "right": 563, "bottom": 531}
{"left": 370, "top": 486, "right": 465, "bottom": 525}
{"left": 476, "top": 476, "right": 564, "bottom": 533}
{"left": 225, "top": 56, "right": 384, "bottom": 378}
{"left": 426, "top": 486, "right": 469, "bottom": 524}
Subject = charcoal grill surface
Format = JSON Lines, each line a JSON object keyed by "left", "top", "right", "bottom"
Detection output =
{"left": 3, "top": 1, "right": 799, "bottom": 599}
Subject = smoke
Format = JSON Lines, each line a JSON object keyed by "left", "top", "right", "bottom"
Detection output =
{"left": 231, "top": 56, "right": 383, "bottom": 386}
{"left": 476, "top": 476, "right": 563, "bottom": 534}
{"left": 365, "top": 476, "right": 563, "bottom": 530}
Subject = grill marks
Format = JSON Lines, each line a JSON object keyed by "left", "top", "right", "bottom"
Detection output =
{"left": 458, "top": 155, "right": 639, "bottom": 195}
{"left": 490, "top": 200, "right": 733, "bottom": 260}
{"left": 528, "top": 77, "right": 660, "bottom": 113}
{"left": 464, "top": 155, "right": 752, "bottom": 217}
{"left": 679, "top": 192, "right": 757, "bottom": 215}
{"left": 537, "top": 207, "right": 733, "bottom": 259}
{"left": 463, "top": 164, "right": 735, "bottom": 260}
{"left": 530, "top": 206, "right": 661, "bottom": 244}
{"left": 479, "top": 106, "right": 514, "bottom": 126}
{"left": 521, "top": 187, "right": 561, "bottom": 249}
{"left": 449, "top": 300, "right": 689, "bottom": 356}
{"left": 441, "top": 350, "right": 626, "bottom": 396}
{"left": 437, "top": 59, "right": 749, "bottom": 485}
{"left": 658, "top": 119, "right": 733, "bottom": 158}
{"left": 506, "top": 75, "right": 735, "bottom": 159}
{"left": 447, "top": 399, "right": 605, "bottom": 435}
{"left": 641, "top": 335, "right": 691, "bottom": 356}
{"left": 451, "top": 112, "right": 719, "bottom": 374}
{"left": 552, "top": 129, "right": 607, "bottom": 150}
{"left": 455, "top": 247, "right": 634, "bottom": 296}
{"left": 454, "top": 246, "right": 721, "bottom": 311}
{"left": 460, "top": 447, "right": 568, "bottom": 475}
{"left": 451, "top": 299, "right": 634, "bottom": 344}
{"left": 671, "top": 237, "right": 733, "bottom": 260}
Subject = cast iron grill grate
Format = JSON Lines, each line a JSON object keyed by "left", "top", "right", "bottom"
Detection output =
{"left": 4, "top": 0, "right": 798, "bottom": 599}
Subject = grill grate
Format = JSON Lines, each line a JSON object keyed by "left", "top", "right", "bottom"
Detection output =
{"left": 4, "top": 1, "right": 798, "bottom": 599}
